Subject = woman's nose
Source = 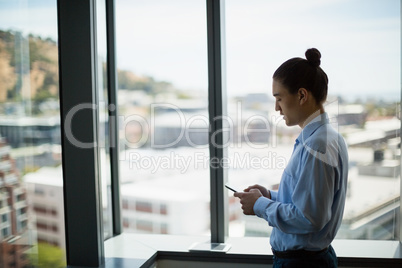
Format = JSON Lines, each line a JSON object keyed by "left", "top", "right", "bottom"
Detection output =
{"left": 275, "top": 101, "right": 280, "bottom": 111}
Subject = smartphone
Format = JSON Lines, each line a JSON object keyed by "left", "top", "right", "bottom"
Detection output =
{"left": 225, "top": 184, "right": 239, "bottom": 193}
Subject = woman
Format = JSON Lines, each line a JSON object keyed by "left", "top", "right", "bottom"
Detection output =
{"left": 234, "top": 48, "right": 348, "bottom": 268}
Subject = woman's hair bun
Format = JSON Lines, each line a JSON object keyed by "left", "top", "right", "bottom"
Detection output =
{"left": 305, "top": 48, "right": 321, "bottom": 67}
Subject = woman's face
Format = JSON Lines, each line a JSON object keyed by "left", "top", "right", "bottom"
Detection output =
{"left": 272, "top": 79, "right": 302, "bottom": 127}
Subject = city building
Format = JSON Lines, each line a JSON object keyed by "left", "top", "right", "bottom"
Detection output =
{"left": 23, "top": 166, "right": 65, "bottom": 250}
{"left": 0, "top": 116, "right": 61, "bottom": 148}
{"left": 121, "top": 175, "right": 210, "bottom": 235}
{"left": 0, "top": 137, "right": 30, "bottom": 268}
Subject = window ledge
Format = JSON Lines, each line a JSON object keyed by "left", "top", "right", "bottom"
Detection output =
{"left": 104, "top": 233, "right": 402, "bottom": 268}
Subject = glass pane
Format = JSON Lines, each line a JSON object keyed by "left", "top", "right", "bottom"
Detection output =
{"left": 0, "top": 0, "right": 66, "bottom": 267}
{"left": 225, "top": 0, "right": 400, "bottom": 240}
{"left": 116, "top": 0, "right": 209, "bottom": 236}
{"left": 96, "top": 0, "right": 113, "bottom": 240}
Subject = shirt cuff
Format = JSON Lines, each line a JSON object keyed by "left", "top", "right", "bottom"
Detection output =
{"left": 270, "top": 190, "right": 278, "bottom": 201}
{"left": 253, "top": 196, "right": 272, "bottom": 219}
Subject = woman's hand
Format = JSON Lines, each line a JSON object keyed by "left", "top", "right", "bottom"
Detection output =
{"left": 244, "top": 184, "right": 271, "bottom": 199}
{"left": 234, "top": 189, "right": 262, "bottom": 215}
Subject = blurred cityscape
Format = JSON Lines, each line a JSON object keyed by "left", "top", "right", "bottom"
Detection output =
{"left": 0, "top": 29, "right": 400, "bottom": 267}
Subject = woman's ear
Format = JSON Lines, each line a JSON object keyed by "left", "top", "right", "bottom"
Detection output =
{"left": 298, "top": 88, "right": 308, "bottom": 105}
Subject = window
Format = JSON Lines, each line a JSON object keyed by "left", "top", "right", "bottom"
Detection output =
{"left": 160, "top": 204, "right": 168, "bottom": 215}
{"left": 225, "top": 0, "right": 400, "bottom": 241}
{"left": 0, "top": 1, "right": 65, "bottom": 267}
{"left": 16, "top": 193, "right": 24, "bottom": 202}
{"left": 2, "top": 227, "right": 9, "bottom": 238}
{"left": 116, "top": 0, "right": 210, "bottom": 236}
{"left": 135, "top": 201, "right": 153, "bottom": 213}
{"left": 96, "top": 0, "right": 114, "bottom": 240}
{"left": 160, "top": 223, "right": 168, "bottom": 234}
{"left": 136, "top": 219, "right": 153, "bottom": 233}
{"left": 20, "top": 220, "right": 27, "bottom": 229}
{"left": 50, "top": 208, "right": 57, "bottom": 216}
{"left": 122, "top": 217, "right": 129, "bottom": 228}
{"left": 55, "top": 0, "right": 402, "bottom": 266}
{"left": 37, "top": 222, "right": 48, "bottom": 231}
{"left": 36, "top": 221, "right": 58, "bottom": 233}
{"left": 34, "top": 186, "right": 45, "bottom": 196}
{"left": 33, "top": 205, "right": 47, "bottom": 214}
{"left": 122, "top": 199, "right": 128, "bottom": 209}
{"left": 17, "top": 207, "right": 26, "bottom": 216}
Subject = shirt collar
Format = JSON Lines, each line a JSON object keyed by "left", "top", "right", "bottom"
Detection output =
{"left": 296, "top": 112, "right": 329, "bottom": 144}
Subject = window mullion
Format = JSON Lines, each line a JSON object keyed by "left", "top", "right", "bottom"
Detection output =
{"left": 58, "top": 0, "right": 104, "bottom": 265}
{"left": 105, "top": 0, "right": 122, "bottom": 237}
{"left": 207, "top": 0, "right": 228, "bottom": 243}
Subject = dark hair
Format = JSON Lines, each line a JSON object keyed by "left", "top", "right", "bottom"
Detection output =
{"left": 273, "top": 48, "right": 328, "bottom": 104}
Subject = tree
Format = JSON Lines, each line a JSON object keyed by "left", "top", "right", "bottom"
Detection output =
{"left": 28, "top": 243, "right": 66, "bottom": 268}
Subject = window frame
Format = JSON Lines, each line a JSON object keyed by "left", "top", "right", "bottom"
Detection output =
{"left": 58, "top": 0, "right": 104, "bottom": 266}
{"left": 207, "top": 0, "right": 229, "bottom": 243}
{"left": 57, "top": 0, "right": 402, "bottom": 266}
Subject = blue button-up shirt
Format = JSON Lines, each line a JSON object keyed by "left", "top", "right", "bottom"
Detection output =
{"left": 254, "top": 112, "right": 348, "bottom": 251}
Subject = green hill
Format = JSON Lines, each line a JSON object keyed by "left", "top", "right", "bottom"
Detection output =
{"left": 0, "top": 29, "right": 173, "bottom": 114}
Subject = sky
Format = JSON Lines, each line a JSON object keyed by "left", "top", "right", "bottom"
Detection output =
{"left": 0, "top": 0, "right": 400, "bottom": 101}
